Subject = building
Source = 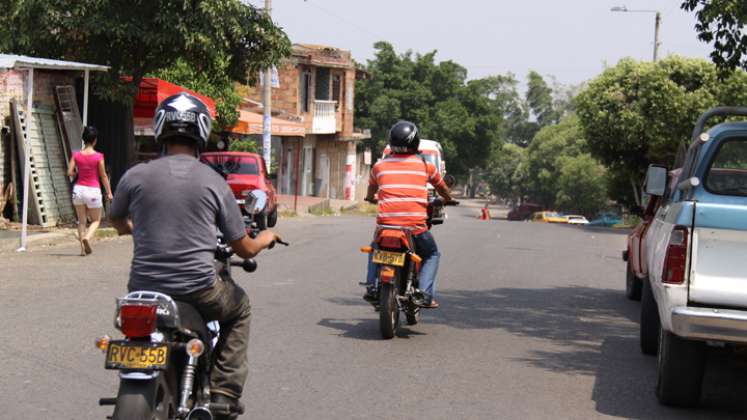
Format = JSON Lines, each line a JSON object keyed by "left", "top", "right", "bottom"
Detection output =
{"left": 238, "top": 44, "right": 371, "bottom": 201}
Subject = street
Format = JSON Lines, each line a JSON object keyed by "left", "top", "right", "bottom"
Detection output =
{"left": 2, "top": 206, "right": 747, "bottom": 420}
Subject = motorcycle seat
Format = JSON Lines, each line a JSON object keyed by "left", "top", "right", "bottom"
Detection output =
{"left": 174, "top": 301, "right": 211, "bottom": 343}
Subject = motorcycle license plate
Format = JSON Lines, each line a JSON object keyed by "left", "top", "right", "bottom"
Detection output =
{"left": 372, "top": 250, "right": 406, "bottom": 267}
{"left": 105, "top": 341, "right": 169, "bottom": 370}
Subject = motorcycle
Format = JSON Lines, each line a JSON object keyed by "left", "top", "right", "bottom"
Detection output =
{"left": 361, "top": 175, "right": 458, "bottom": 339}
{"left": 96, "top": 193, "right": 287, "bottom": 420}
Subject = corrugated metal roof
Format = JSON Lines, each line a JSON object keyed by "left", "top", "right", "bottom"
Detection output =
{"left": 0, "top": 54, "right": 109, "bottom": 72}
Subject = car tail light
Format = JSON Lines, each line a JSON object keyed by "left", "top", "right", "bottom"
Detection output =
{"left": 119, "top": 304, "right": 157, "bottom": 338}
{"left": 662, "top": 226, "right": 689, "bottom": 284}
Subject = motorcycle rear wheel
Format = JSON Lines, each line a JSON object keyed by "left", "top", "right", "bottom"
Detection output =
{"left": 112, "top": 376, "right": 172, "bottom": 420}
{"left": 379, "top": 283, "right": 399, "bottom": 339}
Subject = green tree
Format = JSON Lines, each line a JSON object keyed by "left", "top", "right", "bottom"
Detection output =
{"left": 355, "top": 42, "right": 520, "bottom": 176}
{"left": 487, "top": 143, "right": 525, "bottom": 203}
{"left": 229, "top": 138, "right": 258, "bottom": 153}
{"left": 682, "top": 0, "right": 747, "bottom": 73}
{"left": 523, "top": 115, "right": 587, "bottom": 208}
{"left": 555, "top": 154, "right": 608, "bottom": 217}
{"left": 0, "top": 0, "right": 291, "bottom": 152}
{"left": 575, "top": 56, "right": 747, "bottom": 208}
{"left": 526, "top": 70, "right": 558, "bottom": 126}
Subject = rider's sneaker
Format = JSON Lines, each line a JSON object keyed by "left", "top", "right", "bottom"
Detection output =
{"left": 363, "top": 287, "right": 378, "bottom": 303}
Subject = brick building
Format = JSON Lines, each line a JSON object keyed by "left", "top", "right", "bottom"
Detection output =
{"left": 239, "top": 44, "right": 371, "bottom": 201}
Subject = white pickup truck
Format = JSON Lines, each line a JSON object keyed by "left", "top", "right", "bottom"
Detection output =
{"left": 641, "top": 107, "right": 747, "bottom": 407}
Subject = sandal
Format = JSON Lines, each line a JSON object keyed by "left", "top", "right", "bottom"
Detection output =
{"left": 79, "top": 239, "right": 86, "bottom": 256}
{"left": 423, "top": 299, "right": 439, "bottom": 309}
{"left": 82, "top": 238, "right": 92, "bottom": 255}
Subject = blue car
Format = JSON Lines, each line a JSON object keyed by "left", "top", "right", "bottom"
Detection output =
{"left": 588, "top": 212, "right": 622, "bottom": 227}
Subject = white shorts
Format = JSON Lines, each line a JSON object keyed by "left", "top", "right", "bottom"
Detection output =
{"left": 72, "top": 184, "right": 103, "bottom": 209}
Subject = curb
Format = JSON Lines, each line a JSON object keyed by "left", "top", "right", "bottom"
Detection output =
{"left": 0, "top": 227, "right": 118, "bottom": 253}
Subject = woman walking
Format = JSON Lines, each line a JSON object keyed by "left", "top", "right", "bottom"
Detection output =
{"left": 67, "top": 126, "right": 113, "bottom": 256}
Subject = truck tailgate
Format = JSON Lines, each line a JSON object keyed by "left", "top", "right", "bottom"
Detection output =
{"left": 689, "top": 203, "right": 747, "bottom": 309}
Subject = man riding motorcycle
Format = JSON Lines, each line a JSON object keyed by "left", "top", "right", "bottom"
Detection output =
{"left": 109, "top": 92, "right": 279, "bottom": 418}
{"left": 364, "top": 120, "right": 453, "bottom": 308}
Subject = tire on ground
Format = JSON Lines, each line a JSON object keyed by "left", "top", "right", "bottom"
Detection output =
{"left": 267, "top": 208, "right": 278, "bottom": 228}
{"left": 640, "top": 279, "right": 660, "bottom": 355}
{"left": 656, "top": 329, "right": 706, "bottom": 407}
{"left": 625, "top": 260, "right": 642, "bottom": 301}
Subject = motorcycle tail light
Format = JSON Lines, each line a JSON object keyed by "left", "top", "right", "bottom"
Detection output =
{"left": 380, "top": 237, "right": 402, "bottom": 249}
{"left": 662, "top": 226, "right": 689, "bottom": 284}
{"left": 380, "top": 266, "right": 396, "bottom": 284}
{"left": 119, "top": 304, "right": 157, "bottom": 338}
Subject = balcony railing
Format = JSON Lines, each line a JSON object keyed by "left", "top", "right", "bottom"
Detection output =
{"left": 311, "top": 100, "right": 337, "bottom": 134}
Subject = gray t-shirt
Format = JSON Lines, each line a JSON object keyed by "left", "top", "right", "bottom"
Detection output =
{"left": 110, "top": 154, "right": 246, "bottom": 295}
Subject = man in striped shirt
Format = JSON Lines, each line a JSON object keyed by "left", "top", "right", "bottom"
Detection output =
{"left": 364, "top": 121, "right": 453, "bottom": 308}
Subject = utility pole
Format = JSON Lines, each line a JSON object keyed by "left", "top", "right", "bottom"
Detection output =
{"left": 262, "top": 0, "right": 273, "bottom": 169}
{"left": 653, "top": 11, "right": 661, "bottom": 62}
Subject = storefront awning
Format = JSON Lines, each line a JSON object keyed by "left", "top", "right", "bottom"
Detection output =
{"left": 134, "top": 77, "right": 217, "bottom": 119}
{"left": 227, "top": 110, "right": 305, "bottom": 137}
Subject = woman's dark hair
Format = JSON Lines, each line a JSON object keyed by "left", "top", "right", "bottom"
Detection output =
{"left": 82, "top": 126, "right": 98, "bottom": 144}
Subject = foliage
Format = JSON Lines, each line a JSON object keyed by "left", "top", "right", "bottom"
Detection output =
{"left": 356, "top": 42, "right": 523, "bottom": 176}
{"left": 555, "top": 154, "right": 608, "bottom": 217}
{"left": 526, "top": 70, "right": 559, "bottom": 127}
{"left": 682, "top": 0, "right": 747, "bottom": 73}
{"left": 229, "top": 138, "right": 258, "bottom": 153}
{"left": 575, "top": 56, "right": 747, "bottom": 208}
{"left": 154, "top": 58, "right": 241, "bottom": 130}
{"left": 486, "top": 143, "right": 525, "bottom": 202}
{"left": 0, "top": 0, "right": 291, "bottom": 106}
{"left": 522, "top": 115, "right": 587, "bottom": 208}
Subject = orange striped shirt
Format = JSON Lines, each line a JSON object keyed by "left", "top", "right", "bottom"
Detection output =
{"left": 369, "top": 154, "right": 445, "bottom": 233}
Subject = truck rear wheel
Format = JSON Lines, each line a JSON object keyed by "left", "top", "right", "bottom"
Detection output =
{"left": 640, "top": 279, "right": 660, "bottom": 355}
{"left": 625, "top": 261, "right": 642, "bottom": 301}
{"left": 656, "top": 329, "right": 706, "bottom": 407}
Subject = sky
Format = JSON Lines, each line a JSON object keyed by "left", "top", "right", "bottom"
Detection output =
{"left": 247, "top": 0, "right": 713, "bottom": 88}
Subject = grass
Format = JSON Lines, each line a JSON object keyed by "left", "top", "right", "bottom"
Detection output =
{"left": 340, "top": 202, "right": 377, "bottom": 217}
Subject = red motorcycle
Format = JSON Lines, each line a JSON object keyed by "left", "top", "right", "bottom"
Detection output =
{"left": 362, "top": 187, "right": 458, "bottom": 339}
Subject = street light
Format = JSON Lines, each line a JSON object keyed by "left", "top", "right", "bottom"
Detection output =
{"left": 611, "top": 5, "right": 662, "bottom": 62}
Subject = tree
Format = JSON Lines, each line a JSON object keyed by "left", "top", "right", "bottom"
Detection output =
{"left": 355, "top": 42, "right": 521, "bottom": 177}
{"left": 522, "top": 115, "right": 587, "bottom": 208}
{"left": 555, "top": 154, "right": 608, "bottom": 217}
{"left": 487, "top": 143, "right": 525, "bottom": 203}
{"left": 0, "top": 0, "right": 291, "bottom": 154}
{"left": 682, "top": 0, "right": 747, "bottom": 73}
{"left": 575, "top": 56, "right": 747, "bottom": 208}
{"left": 526, "top": 71, "right": 558, "bottom": 126}
{"left": 229, "top": 138, "right": 258, "bottom": 153}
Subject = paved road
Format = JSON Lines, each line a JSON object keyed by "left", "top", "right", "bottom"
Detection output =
{"left": 2, "top": 206, "right": 747, "bottom": 419}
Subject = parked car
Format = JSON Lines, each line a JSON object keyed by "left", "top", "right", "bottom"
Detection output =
{"left": 201, "top": 151, "right": 278, "bottom": 228}
{"left": 640, "top": 107, "right": 747, "bottom": 407}
{"left": 588, "top": 212, "right": 622, "bottom": 227}
{"left": 564, "top": 215, "right": 590, "bottom": 225}
{"left": 507, "top": 203, "right": 542, "bottom": 221}
{"left": 531, "top": 211, "right": 566, "bottom": 223}
{"left": 622, "top": 170, "right": 680, "bottom": 301}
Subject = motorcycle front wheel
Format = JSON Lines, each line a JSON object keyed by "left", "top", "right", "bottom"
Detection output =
{"left": 379, "top": 283, "right": 399, "bottom": 339}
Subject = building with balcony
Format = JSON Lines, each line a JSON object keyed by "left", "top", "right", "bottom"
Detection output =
{"left": 238, "top": 44, "right": 371, "bottom": 201}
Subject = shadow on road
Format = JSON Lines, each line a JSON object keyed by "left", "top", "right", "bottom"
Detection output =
{"left": 325, "top": 286, "right": 747, "bottom": 419}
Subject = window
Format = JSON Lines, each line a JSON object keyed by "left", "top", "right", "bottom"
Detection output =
{"left": 201, "top": 155, "right": 259, "bottom": 175}
{"left": 299, "top": 70, "right": 311, "bottom": 113}
{"left": 315, "top": 68, "right": 330, "bottom": 100}
{"left": 332, "top": 74, "right": 341, "bottom": 110}
{"left": 705, "top": 138, "right": 747, "bottom": 196}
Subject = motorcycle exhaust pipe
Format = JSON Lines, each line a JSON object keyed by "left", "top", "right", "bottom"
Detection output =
{"left": 186, "top": 406, "right": 213, "bottom": 420}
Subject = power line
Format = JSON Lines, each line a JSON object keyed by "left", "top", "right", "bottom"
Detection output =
{"left": 302, "top": 0, "right": 387, "bottom": 41}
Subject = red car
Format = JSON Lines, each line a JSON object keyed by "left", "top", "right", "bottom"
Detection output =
{"left": 623, "top": 169, "right": 680, "bottom": 300}
{"left": 201, "top": 152, "right": 278, "bottom": 228}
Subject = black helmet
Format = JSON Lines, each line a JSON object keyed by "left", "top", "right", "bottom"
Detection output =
{"left": 388, "top": 120, "right": 420, "bottom": 154}
{"left": 153, "top": 92, "right": 212, "bottom": 151}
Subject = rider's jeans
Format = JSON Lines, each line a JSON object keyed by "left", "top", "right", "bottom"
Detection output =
{"left": 176, "top": 275, "right": 252, "bottom": 400}
{"left": 366, "top": 230, "right": 441, "bottom": 299}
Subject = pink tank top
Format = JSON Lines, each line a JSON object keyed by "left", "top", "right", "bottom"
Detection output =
{"left": 74, "top": 151, "right": 103, "bottom": 188}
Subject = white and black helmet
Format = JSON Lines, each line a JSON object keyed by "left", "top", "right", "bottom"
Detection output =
{"left": 153, "top": 92, "right": 212, "bottom": 151}
{"left": 388, "top": 120, "right": 420, "bottom": 154}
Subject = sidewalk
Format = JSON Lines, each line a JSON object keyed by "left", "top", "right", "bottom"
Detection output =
{"left": 277, "top": 194, "right": 357, "bottom": 215}
{"left": 0, "top": 225, "right": 118, "bottom": 253}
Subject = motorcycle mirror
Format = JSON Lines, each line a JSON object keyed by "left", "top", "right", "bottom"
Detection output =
{"left": 242, "top": 259, "right": 257, "bottom": 273}
{"left": 443, "top": 174, "right": 456, "bottom": 188}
